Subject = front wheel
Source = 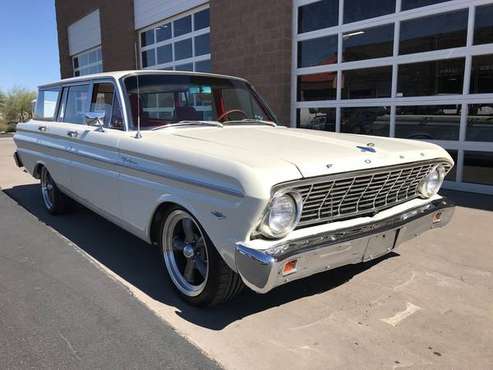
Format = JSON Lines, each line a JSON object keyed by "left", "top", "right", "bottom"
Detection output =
{"left": 40, "top": 166, "right": 70, "bottom": 215}
{"left": 160, "top": 207, "right": 243, "bottom": 306}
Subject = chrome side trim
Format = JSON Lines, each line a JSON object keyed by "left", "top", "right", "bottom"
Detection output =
{"left": 14, "top": 131, "right": 244, "bottom": 198}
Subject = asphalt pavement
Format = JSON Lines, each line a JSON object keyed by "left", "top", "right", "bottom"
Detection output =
{"left": 0, "top": 139, "right": 219, "bottom": 368}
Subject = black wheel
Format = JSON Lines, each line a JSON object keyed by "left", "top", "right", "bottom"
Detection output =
{"left": 40, "top": 166, "right": 70, "bottom": 215}
{"left": 160, "top": 206, "right": 244, "bottom": 307}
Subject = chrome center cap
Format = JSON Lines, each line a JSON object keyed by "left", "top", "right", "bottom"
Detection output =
{"left": 183, "top": 244, "right": 194, "bottom": 259}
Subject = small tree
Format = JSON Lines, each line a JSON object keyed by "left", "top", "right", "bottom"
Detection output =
{"left": 1, "top": 87, "right": 37, "bottom": 124}
{"left": 0, "top": 89, "right": 5, "bottom": 115}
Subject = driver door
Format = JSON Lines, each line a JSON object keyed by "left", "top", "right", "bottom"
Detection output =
{"left": 64, "top": 81, "right": 125, "bottom": 218}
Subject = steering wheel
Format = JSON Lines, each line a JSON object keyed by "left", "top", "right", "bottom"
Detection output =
{"left": 217, "top": 109, "right": 248, "bottom": 122}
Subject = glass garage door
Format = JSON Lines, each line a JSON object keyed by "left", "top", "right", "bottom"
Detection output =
{"left": 292, "top": 0, "right": 493, "bottom": 194}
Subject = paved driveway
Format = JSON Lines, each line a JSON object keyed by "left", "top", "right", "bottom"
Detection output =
{"left": 2, "top": 136, "right": 493, "bottom": 369}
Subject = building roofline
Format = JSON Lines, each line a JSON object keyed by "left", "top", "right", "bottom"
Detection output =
{"left": 38, "top": 69, "right": 248, "bottom": 89}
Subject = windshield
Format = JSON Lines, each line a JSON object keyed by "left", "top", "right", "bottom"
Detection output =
{"left": 123, "top": 74, "right": 276, "bottom": 130}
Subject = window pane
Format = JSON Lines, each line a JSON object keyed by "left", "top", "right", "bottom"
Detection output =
{"left": 141, "top": 29, "right": 154, "bottom": 47}
{"left": 142, "top": 49, "right": 156, "bottom": 67}
{"left": 195, "top": 33, "right": 210, "bottom": 56}
{"left": 157, "top": 44, "right": 173, "bottom": 64}
{"left": 298, "top": 0, "right": 338, "bottom": 33}
{"left": 156, "top": 23, "right": 172, "bottom": 42}
{"left": 399, "top": 10, "right": 468, "bottom": 55}
{"left": 35, "top": 89, "right": 60, "bottom": 120}
{"left": 463, "top": 151, "right": 493, "bottom": 186}
{"left": 194, "top": 9, "right": 210, "bottom": 30}
{"left": 474, "top": 4, "right": 493, "bottom": 45}
{"left": 297, "top": 108, "right": 336, "bottom": 131}
{"left": 73, "top": 57, "right": 79, "bottom": 69}
{"left": 174, "top": 15, "right": 192, "bottom": 37}
{"left": 343, "top": 24, "right": 394, "bottom": 62}
{"left": 341, "top": 107, "right": 390, "bottom": 136}
{"left": 341, "top": 66, "right": 392, "bottom": 99}
{"left": 470, "top": 54, "right": 493, "bottom": 94}
{"left": 90, "top": 83, "right": 114, "bottom": 126}
{"left": 110, "top": 97, "right": 124, "bottom": 130}
{"left": 467, "top": 104, "right": 493, "bottom": 142}
{"left": 397, "top": 59, "right": 465, "bottom": 97}
{"left": 344, "top": 0, "right": 395, "bottom": 24}
{"left": 195, "top": 60, "right": 212, "bottom": 73}
{"left": 79, "top": 52, "right": 89, "bottom": 67}
{"left": 175, "top": 38, "right": 193, "bottom": 60}
{"left": 297, "top": 35, "right": 338, "bottom": 68}
{"left": 88, "top": 49, "right": 98, "bottom": 64}
{"left": 297, "top": 72, "right": 337, "bottom": 101}
{"left": 402, "top": 0, "right": 451, "bottom": 11}
{"left": 64, "top": 85, "right": 90, "bottom": 124}
{"left": 175, "top": 63, "right": 193, "bottom": 71}
{"left": 395, "top": 105, "right": 461, "bottom": 141}
{"left": 444, "top": 150, "right": 458, "bottom": 181}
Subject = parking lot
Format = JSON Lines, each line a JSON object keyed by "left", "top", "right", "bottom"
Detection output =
{"left": 1, "top": 135, "right": 493, "bottom": 369}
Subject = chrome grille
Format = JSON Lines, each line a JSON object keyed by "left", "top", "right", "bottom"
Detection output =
{"left": 290, "top": 160, "right": 451, "bottom": 228}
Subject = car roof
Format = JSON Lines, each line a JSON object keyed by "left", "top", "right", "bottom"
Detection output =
{"left": 38, "top": 70, "right": 248, "bottom": 89}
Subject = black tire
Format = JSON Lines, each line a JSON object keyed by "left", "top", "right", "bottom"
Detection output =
{"left": 159, "top": 206, "right": 244, "bottom": 307}
{"left": 40, "top": 166, "right": 71, "bottom": 215}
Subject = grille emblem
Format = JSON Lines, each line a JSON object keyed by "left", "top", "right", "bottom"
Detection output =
{"left": 357, "top": 145, "right": 376, "bottom": 153}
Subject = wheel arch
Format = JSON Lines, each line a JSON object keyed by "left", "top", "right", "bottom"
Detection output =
{"left": 33, "top": 161, "right": 47, "bottom": 179}
{"left": 147, "top": 196, "right": 238, "bottom": 272}
{"left": 149, "top": 201, "right": 179, "bottom": 246}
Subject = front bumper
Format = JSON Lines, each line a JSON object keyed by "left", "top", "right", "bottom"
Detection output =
{"left": 235, "top": 197, "right": 454, "bottom": 293}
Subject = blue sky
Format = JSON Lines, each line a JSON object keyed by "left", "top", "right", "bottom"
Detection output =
{"left": 0, "top": 0, "right": 60, "bottom": 92}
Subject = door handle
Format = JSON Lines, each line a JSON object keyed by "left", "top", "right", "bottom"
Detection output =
{"left": 67, "top": 131, "right": 79, "bottom": 138}
{"left": 38, "top": 126, "right": 47, "bottom": 132}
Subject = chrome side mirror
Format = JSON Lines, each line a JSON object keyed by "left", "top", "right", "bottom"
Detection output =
{"left": 85, "top": 112, "right": 105, "bottom": 132}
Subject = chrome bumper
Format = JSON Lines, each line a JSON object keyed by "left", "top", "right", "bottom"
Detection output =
{"left": 235, "top": 198, "right": 454, "bottom": 294}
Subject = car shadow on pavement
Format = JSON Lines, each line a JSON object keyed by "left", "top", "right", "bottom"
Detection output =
{"left": 4, "top": 184, "right": 398, "bottom": 330}
{"left": 442, "top": 189, "right": 493, "bottom": 212}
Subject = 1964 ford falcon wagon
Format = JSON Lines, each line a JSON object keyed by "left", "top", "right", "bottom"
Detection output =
{"left": 14, "top": 71, "right": 455, "bottom": 306}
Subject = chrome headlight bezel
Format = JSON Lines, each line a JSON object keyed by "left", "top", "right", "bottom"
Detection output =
{"left": 418, "top": 164, "right": 446, "bottom": 198}
{"left": 258, "top": 189, "right": 303, "bottom": 239}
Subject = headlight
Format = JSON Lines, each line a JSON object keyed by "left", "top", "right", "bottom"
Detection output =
{"left": 258, "top": 191, "right": 302, "bottom": 239}
{"left": 418, "top": 164, "right": 446, "bottom": 198}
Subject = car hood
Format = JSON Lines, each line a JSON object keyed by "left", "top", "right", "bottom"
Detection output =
{"left": 170, "top": 126, "right": 452, "bottom": 178}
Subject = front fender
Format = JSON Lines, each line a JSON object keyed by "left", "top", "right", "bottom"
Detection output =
{"left": 148, "top": 191, "right": 268, "bottom": 271}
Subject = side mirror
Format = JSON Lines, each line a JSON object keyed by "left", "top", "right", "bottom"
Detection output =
{"left": 85, "top": 112, "right": 105, "bottom": 132}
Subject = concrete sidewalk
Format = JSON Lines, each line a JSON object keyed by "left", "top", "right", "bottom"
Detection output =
{"left": 2, "top": 136, "right": 493, "bottom": 369}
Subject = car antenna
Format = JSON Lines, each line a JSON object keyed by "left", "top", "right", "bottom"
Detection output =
{"left": 135, "top": 73, "right": 142, "bottom": 139}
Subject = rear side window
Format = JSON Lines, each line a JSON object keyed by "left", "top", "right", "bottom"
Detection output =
{"left": 64, "top": 85, "right": 91, "bottom": 124}
{"left": 34, "top": 89, "right": 60, "bottom": 120}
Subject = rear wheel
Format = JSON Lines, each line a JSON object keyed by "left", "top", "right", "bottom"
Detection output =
{"left": 160, "top": 207, "right": 243, "bottom": 306}
{"left": 40, "top": 166, "right": 70, "bottom": 215}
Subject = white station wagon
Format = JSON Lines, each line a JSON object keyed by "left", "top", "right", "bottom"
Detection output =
{"left": 14, "top": 71, "right": 455, "bottom": 306}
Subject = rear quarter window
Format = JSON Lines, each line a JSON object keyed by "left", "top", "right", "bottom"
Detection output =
{"left": 34, "top": 88, "right": 60, "bottom": 120}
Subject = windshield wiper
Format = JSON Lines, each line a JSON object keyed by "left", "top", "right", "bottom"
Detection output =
{"left": 222, "top": 119, "right": 277, "bottom": 127}
{"left": 151, "top": 120, "right": 224, "bottom": 131}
